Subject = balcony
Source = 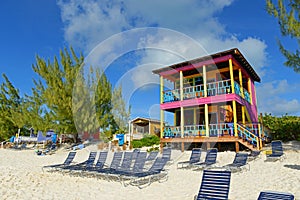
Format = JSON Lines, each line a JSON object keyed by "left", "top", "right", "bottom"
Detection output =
{"left": 163, "top": 123, "right": 234, "bottom": 138}
{"left": 163, "top": 79, "right": 251, "bottom": 104}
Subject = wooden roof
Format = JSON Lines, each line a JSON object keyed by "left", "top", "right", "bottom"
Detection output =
{"left": 152, "top": 48, "right": 261, "bottom": 82}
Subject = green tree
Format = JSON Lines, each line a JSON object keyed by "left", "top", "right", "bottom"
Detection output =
{"left": 0, "top": 74, "right": 24, "bottom": 140}
{"left": 94, "top": 70, "right": 115, "bottom": 139}
{"left": 266, "top": 0, "right": 300, "bottom": 72}
{"left": 112, "top": 85, "right": 131, "bottom": 133}
{"left": 32, "top": 47, "right": 83, "bottom": 140}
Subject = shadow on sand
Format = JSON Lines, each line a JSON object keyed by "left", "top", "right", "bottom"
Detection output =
{"left": 284, "top": 164, "right": 300, "bottom": 170}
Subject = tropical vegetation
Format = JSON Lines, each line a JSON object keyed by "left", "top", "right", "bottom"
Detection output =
{"left": 262, "top": 113, "right": 300, "bottom": 141}
{"left": 266, "top": 0, "right": 300, "bottom": 72}
{"left": 0, "top": 47, "right": 130, "bottom": 142}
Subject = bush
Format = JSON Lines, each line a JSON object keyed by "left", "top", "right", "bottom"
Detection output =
{"left": 132, "top": 135, "right": 160, "bottom": 148}
{"left": 263, "top": 114, "right": 300, "bottom": 141}
{"left": 147, "top": 146, "right": 160, "bottom": 152}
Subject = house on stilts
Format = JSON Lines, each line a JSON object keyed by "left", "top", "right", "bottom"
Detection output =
{"left": 152, "top": 48, "right": 263, "bottom": 152}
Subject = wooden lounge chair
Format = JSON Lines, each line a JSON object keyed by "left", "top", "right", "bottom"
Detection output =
{"left": 192, "top": 148, "right": 218, "bottom": 170}
{"left": 194, "top": 170, "right": 231, "bottom": 200}
{"left": 257, "top": 191, "right": 295, "bottom": 200}
{"left": 177, "top": 148, "right": 201, "bottom": 169}
{"left": 42, "top": 151, "right": 77, "bottom": 172}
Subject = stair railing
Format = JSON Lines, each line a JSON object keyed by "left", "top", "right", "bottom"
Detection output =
{"left": 236, "top": 123, "right": 260, "bottom": 149}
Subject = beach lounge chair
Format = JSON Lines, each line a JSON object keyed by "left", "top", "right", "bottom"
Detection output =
{"left": 92, "top": 151, "right": 124, "bottom": 178}
{"left": 257, "top": 191, "right": 295, "bottom": 200}
{"left": 80, "top": 151, "right": 109, "bottom": 177}
{"left": 192, "top": 148, "right": 218, "bottom": 170}
{"left": 162, "top": 147, "right": 172, "bottom": 164}
{"left": 222, "top": 152, "right": 249, "bottom": 173}
{"left": 86, "top": 151, "right": 108, "bottom": 171}
{"left": 194, "top": 170, "right": 231, "bottom": 200}
{"left": 146, "top": 151, "right": 159, "bottom": 162}
{"left": 60, "top": 151, "right": 97, "bottom": 173}
{"left": 132, "top": 148, "right": 140, "bottom": 160}
{"left": 177, "top": 148, "right": 202, "bottom": 169}
{"left": 110, "top": 152, "right": 148, "bottom": 183}
{"left": 126, "top": 157, "right": 169, "bottom": 189}
{"left": 42, "top": 151, "right": 77, "bottom": 172}
{"left": 105, "top": 151, "right": 134, "bottom": 180}
{"left": 265, "top": 140, "right": 284, "bottom": 162}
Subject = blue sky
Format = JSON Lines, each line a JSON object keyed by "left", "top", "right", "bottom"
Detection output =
{"left": 0, "top": 0, "right": 299, "bottom": 124}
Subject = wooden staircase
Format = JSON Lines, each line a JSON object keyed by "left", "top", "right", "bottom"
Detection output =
{"left": 236, "top": 123, "right": 260, "bottom": 151}
{"left": 237, "top": 138, "right": 257, "bottom": 151}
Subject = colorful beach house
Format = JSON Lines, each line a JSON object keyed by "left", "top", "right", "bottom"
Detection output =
{"left": 152, "top": 48, "right": 262, "bottom": 152}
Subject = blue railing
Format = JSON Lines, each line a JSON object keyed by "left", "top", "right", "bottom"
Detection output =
{"left": 236, "top": 123, "right": 258, "bottom": 147}
{"left": 183, "top": 85, "right": 205, "bottom": 99}
{"left": 163, "top": 79, "right": 250, "bottom": 104}
{"left": 163, "top": 125, "right": 206, "bottom": 138}
{"left": 209, "top": 123, "right": 233, "bottom": 137}
{"left": 163, "top": 89, "right": 180, "bottom": 103}
{"left": 163, "top": 123, "right": 235, "bottom": 138}
{"left": 207, "top": 80, "right": 231, "bottom": 96}
{"left": 244, "top": 89, "right": 251, "bottom": 103}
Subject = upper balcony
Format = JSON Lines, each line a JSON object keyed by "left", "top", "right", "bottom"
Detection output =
{"left": 163, "top": 79, "right": 251, "bottom": 105}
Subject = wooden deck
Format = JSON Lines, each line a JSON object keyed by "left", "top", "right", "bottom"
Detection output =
{"left": 160, "top": 135, "right": 257, "bottom": 152}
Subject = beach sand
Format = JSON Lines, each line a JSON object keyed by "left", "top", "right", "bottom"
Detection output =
{"left": 0, "top": 142, "right": 299, "bottom": 200}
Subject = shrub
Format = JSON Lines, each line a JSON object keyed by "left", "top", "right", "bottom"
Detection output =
{"left": 132, "top": 135, "right": 160, "bottom": 148}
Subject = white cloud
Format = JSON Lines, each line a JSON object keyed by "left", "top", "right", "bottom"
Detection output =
{"left": 58, "top": 0, "right": 275, "bottom": 117}
{"left": 256, "top": 80, "right": 300, "bottom": 115}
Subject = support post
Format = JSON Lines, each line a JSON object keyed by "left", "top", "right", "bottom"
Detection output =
{"left": 248, "top": 78, "right": 252, "bottom": 104}
{"left": 205, "top": 104, "right": 209, "bottom": 137}
{"left": 160, "top": 76, "right": 164, "bottom": 104}
{"left": 181, "top": 107, "right": 184, "bottom": 138}
{"left": 160, "top": 142, "right": 163, "bottom": 153}
{"left": 239, "top": 69, "right": 244, "bottom": 98}
{"left": 180, "top": 71, "right": 184, "bottom": 138}
{"left": 206, "top": 142, "right": 210, "bottom": 150}
{"left": 160, "top": 76, "right": 164, "bottom": 139}
{"left": 235, "top": 141, "right": 239, "bottom": 152}
{"left": 229, "top": 59, "right": 235, "bottom": 94}
{"left": 242, "top": 106, "right": 246, "bottom": 125}
{"left": 203, "top": 65, "right": 209, "bottom": 137}
{"left": 160, "top": 110, "right": 164, "bottom": 138}
{"left": 181, "top": 142, "right": 184, "bottom": 152}
{"left": 203, "top": 65, "right": 207, "bottom": 97}
{"left": 232, "top": 101, "right": 238, "bottom": 137}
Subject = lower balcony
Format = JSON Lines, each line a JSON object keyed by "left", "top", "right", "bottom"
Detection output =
{"left": 163, "top": 123, "right": 235, "bottom": 138}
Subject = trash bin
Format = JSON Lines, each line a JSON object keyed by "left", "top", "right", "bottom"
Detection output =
{"left": 116, "top": 134, "right": 124, "bottom": 146}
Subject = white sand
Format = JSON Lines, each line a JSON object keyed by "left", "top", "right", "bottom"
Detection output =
{"left": 0, "top": 142, "right": 299, "bottom": 200}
